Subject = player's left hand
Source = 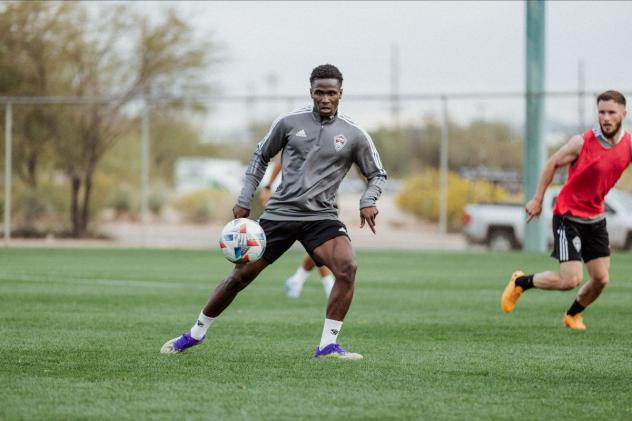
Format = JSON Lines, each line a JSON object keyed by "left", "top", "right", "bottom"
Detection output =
{"left": 360, "top": 206, "right": 378, "bottom": 234}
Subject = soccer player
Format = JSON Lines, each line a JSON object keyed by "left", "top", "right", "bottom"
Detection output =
{"left": 501, "top": 90, "right": 629, "bottom": 330}
{"left": 260, "top": 159, "right": 335, "bottom": 299}
{"left": 161, "top": 64, "right": 387, "bottom": 359}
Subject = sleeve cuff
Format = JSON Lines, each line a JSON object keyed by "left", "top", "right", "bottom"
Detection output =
{"left": 359, "top": 200, "right": 376, "bottom": 209}
{"left": 236, "top": 199, "right": 251, "bottom": 210}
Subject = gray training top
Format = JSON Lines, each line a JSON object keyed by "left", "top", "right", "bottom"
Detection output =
{"left": 237, "top": 105, "right": 387, "bottom": 221}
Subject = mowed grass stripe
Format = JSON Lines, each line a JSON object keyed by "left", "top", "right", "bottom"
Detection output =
{"left": 1, "top": 247, "right": 631, "bottom": 420}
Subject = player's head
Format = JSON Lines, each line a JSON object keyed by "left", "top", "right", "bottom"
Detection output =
{"left": 310, "top": 64, "right": 343, "bottom": 118}
{"left": 596, "top": 90, "right": 627, "bottom": 139}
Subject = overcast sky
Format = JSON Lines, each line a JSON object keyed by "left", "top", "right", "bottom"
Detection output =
{"left": 140, "top": 1, "right": 632, "bottom": 137}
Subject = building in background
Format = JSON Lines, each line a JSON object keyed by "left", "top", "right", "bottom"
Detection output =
{"left": 175, "top": 158, "right": 246, "bottom": 195}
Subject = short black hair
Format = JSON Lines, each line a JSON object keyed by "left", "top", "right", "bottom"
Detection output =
{"left": 597, "top": 90, "right": 626, "bottom": 106}
{"left": 310, "top": 64, "right": 343, "bottom": 85}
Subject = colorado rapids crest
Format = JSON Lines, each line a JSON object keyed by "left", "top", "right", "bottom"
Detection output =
{"left": 334, "top": 134, "right": 347, "bottom": 151}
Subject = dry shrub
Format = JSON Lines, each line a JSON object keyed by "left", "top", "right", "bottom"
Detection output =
{"left": 396, "top": 168, "right": 517, "bottom": 231}
{"left": 171, "top": 189, "right": 234, "bottom": 224}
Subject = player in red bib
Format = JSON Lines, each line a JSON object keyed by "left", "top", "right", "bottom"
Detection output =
{"left": 501, "top": 90, "right": 629, "bottom": 330}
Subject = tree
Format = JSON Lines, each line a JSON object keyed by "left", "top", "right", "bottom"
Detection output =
{"left": 1, "top": 1, "right": 219, "bottom": 236}
{"left": 369, "top": 117, "right": 522, "bottom": 178}
{"left": 0, "top": 1, "right": 72, "bottom": 190}
{"left": 63, "top": 5, "right": 218, "bottom": 236}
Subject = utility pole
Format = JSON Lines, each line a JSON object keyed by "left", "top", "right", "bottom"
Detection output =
{"left": 246, "top": 82, "right": 257, "bottom": 142}
{"left": 390, "top": 43, "right": 401, "bottom": 130}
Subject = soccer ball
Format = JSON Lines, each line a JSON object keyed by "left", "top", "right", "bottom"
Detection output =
{"left": 219, "top": 218, "right": 266, "bottom": 264}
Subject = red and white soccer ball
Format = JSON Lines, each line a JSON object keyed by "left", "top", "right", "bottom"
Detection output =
{"left": 219, "top": 218, "right": 266, "bottom": 264}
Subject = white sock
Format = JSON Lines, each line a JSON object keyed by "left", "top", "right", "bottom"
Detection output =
{"left": 291, "top": 266, "right": 310, "bottom": 285}
{"left": 319, "top": 318, "right": 343, "bottom": 349}
{"left": 190, "top": 311, "right": 216, "bottom": 340}
{"left": 321, "top": 275, "right": 335, "bottom": 298}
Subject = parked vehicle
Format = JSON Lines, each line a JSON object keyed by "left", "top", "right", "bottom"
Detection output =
{"left": 463, "top": 187, "right": 632, "bottom": 250}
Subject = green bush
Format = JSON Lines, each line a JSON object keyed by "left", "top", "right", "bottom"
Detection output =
{"left": 171, "top": 189, "right": 234, "bottom": 224}
{"left": 6, "top": 179, "right": 72, "bottom": 235}
{"left": 14, "top": 188, "right": 56, "bottom": 226}
{"left": 396, "top": 168, "right": 516, "bottom": 231}
{"left": 148, "top": 191, "right": 166, "bottom": 216}
{"left": 109, "top": 189, "right": 133, "bottom": 217}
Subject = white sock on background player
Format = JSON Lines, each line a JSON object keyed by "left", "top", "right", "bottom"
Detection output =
{"left": 290, "top": 266, "right": 310, "bottom": 285}
{"left": 286, "top": 266, "right": 310, "bottom": 298}
{"left": 321, "top": 274, "right": 335, "bottom": 298}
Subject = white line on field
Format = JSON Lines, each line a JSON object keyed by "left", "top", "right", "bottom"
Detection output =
{"left": 0, "top": 274, "right": 210, "bottom": 290}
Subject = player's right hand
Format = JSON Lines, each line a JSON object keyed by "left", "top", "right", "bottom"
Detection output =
{"left": 525, "top": 198, "right": 542, "bottom": 223}
{"left": 233, "top": 205, "right": 250, "bottom": 219}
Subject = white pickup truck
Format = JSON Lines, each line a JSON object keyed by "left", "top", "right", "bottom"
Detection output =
{"left": 463, "top": 187, "right": 632, "bottom": 250}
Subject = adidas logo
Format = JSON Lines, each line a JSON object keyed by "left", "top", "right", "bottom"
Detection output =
{"left": 330, "top": 329, "right": 339, "bottom": 335}
{"left": 196, "top": 320, "right": 204, "bottom": 327}
{"left": 295, "top": 129, "right": 307, "bottom": 138}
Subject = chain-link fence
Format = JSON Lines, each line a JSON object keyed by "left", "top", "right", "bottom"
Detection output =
{"left": 1, "top": 89, "right": 627, "bottom": 248}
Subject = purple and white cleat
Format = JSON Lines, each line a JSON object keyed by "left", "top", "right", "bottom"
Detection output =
{"left": 160, "top": 332, "right": 204, "bottom": 354}
{"left": 314, "top": 343, "right": 363, "bottom": 360}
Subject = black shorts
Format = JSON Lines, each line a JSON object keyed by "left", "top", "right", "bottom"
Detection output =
{"left": 551, "top": 215, "right": 610, "bottom": 263}
{"left": 258, "top": 219, "right": 350, "bottom": 266}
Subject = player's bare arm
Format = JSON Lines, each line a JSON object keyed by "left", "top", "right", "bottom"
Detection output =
{"left": 526, "top": 135, "right": 583, "bottom": 222}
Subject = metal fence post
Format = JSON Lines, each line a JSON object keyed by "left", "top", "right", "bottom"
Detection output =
{"left": 140, "top": 102, "right": 150, "bottom": 245}
{"left": 439, "top": 96, "right": 448, "bottom": 237}
{"left": 4, "top": 103, "right": 12, "bottom": 244}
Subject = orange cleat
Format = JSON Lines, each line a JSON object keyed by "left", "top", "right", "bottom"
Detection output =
{"left": 563, "top": 313, "right": 586, "bottom": 331}
{"left": 501, "top": 271, "right": 525, "bottom": 314}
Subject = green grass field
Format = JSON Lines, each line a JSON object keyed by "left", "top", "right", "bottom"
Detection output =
{"left": 1, "top": 247, "right": 632, "bottom": 420}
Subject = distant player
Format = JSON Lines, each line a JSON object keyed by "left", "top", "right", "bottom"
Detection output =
{"left": 161, "top": 64, "right": 387, "bottom": 358}
{"left": 502, "top": 90, "right": 629, "bottom": 330}
{"left": 260, "top": 159, "right": 335, "bottom": 299}
{"left": 285, "top": 255, "right": 335, "bottom": 298}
